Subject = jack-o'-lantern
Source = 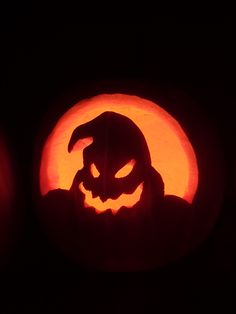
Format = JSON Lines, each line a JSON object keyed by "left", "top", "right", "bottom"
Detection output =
{"left": 37, "top": 91, "right": 224, "bottom": 271}
{"left": 0, "top": 133, "right": 15, "bottom": 263}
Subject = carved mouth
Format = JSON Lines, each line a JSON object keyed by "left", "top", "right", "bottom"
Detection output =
{"left": 79, "top": 182, "right": 144, "bottom": 215}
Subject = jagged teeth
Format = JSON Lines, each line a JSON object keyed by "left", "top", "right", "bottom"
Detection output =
{"left": 79, "top": 182, "right": 143, "bottom": 214}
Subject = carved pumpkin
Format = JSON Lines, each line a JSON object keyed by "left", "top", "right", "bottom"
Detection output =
{"left": 0, "top": 134, "right": 14, "bottom": 263}
{"left": 40, "top": 94, "right": 198, "bottom": 202}
{"left": 37, "top": 93, "right": 224, "bottom": 271}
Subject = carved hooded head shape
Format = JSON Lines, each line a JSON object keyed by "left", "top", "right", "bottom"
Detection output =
{"left": 68, "top": 111, "right": 163, "bottom": 214}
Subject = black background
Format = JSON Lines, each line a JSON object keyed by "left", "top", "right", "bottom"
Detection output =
{"left": 0, "top": 8, "right": 235, "bottom": 313}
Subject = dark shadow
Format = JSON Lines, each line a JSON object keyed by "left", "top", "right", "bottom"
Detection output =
{"left": 41, "top": 111, "right": 193, "bottom": 270}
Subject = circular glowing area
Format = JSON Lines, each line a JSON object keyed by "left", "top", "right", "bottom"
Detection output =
{"left": 40, "top": 94, "right": 198, "bottom": 203}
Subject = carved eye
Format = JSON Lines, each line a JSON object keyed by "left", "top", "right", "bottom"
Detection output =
{"left": 91, "top": 163, "right": 100, "bottom": 178}
{"left": 115, "top": 159, "right": 136, "bottom": 178}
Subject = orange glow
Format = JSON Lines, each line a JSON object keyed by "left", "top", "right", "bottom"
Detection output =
{"left": 115, "top": 159, "right": 136, "bottom": 178}
{"left": 79, "top": 182, "right": 144, "bottom": 214}
{"left": 40, "top": 94, "right": 198, "bottom": 203}
{"left": 0, "top": 136, "right": 13, "bottom": 212}
{"left": 91, "top": 163, "right": 100, "bottom": 178}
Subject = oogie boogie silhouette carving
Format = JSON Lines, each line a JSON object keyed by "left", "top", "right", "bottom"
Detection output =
{"left": 41, "top": 111, "right": 193, "bottom": 270}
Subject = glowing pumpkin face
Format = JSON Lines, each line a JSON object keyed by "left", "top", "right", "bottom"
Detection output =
{"left": 68, "top": 111, "right": 163, "bottom": 215}
{"left": 79, "top": 160, "right": 144, "bottom": 214}
{"left": 40, "top": 93, "right": 220, "bottom": 271}
{"left": 40, "top": 94, "right": 198, "bottom": 203}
